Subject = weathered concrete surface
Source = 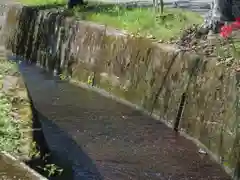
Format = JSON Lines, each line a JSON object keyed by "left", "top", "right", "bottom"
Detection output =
{"left": 180, "top": 59, "right": 239, "bottom": 167}
{"left": 10, "top": 57, "right": 231, "bottom": 180}
{"left": 0, "top": 152, "right": 47, "bottom": 180}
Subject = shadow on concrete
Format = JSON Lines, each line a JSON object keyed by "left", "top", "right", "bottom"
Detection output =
{"left": 36, "top": 112, "right": 104, "bottom": 180}
{"left": 24, "top": 88, "right": 74, "bottom": 180}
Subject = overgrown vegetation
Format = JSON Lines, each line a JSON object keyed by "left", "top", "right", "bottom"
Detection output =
{"left": 0, "top": 60, "right": 20, "bottom": 153}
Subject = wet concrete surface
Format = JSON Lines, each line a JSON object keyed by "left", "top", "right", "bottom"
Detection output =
{"left": 8, "top": 56, "right": 232, "bottom": 180}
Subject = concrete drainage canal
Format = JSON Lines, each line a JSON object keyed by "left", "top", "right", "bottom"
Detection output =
{"left": 0, "top": 2, "right": 236, "bottom": 180}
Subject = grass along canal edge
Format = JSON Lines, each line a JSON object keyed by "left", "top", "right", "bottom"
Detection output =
{"left": 0, "top": 59, "right": 33, "bottom": 158}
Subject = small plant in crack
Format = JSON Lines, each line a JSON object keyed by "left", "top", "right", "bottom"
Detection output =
{"left": 87, "top": 74, "right": 93, "bottom": 85}
{"left": 29, "top": 142, "right": 64, "bottom": 177}
{"left": 29, "top": 141, "right": 40, "bottom": 158}
{"left": 59, "top": 73, "right": 68, "bottom": 80}
{"left": 38, "top": 163, "right": 63, "bottom": 177}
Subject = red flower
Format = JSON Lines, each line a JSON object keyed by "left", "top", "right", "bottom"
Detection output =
{"left": 220, "top": 25, "right": 233, "bottom": 38}
{"left": 235, "top": 17, "right": 240, "bottom": 22}
{"left": 231, "top": 21, "right": 240, "bottom": 29}
{"left": 220, "top": 17, "right": 240, "bottom": 38}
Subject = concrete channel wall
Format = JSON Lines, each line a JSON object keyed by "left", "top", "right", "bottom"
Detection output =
{"left": 4, "top": 4, "right": 240, "bottom": 175}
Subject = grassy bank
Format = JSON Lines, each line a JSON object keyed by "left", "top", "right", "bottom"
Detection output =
{"left": 75, "top": 4, "right": 203, "bottom": 40}
{"left": 0, "top": 60, "right": 20, "bottom": 154}
{"left": 19, "top": 0, "right": 203, "bottom": 41}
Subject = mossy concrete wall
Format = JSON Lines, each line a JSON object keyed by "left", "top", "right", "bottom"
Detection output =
{"left": 4, "top": 5, "right": 240, "bottom": 175}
